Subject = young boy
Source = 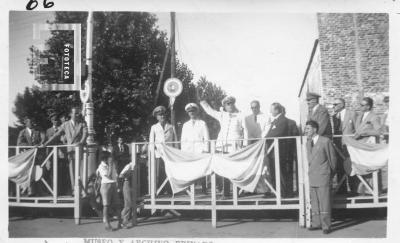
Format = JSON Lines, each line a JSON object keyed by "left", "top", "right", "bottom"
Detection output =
{"left": 97, "top": 151, "right": 122, "bottom": 231}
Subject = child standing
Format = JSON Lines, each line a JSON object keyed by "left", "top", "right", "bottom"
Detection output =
{"left": 97, "top": 151, "right": 122, "bottom": 231}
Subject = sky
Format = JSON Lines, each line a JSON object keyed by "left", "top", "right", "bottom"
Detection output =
{"left": 8, "top": 11, "right": 317, "bottom": 126}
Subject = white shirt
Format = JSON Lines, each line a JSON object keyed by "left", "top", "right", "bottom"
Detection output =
{"left": 312, "top": 134, "right": 319, "bottom": 145}
{"left": 180, "top": 119, "right": 210, "bottom": 154}
{"left": 339, "top": 109, "right": 346, "bottom": 123}
{"left": 96, "top": 161, "right": 118, "bottom": 184}
{"left": 200, "top": 101, "right": 244, "bottom": 152}
{"left": 243, "top": 112, "right": 270, "bottom": 145}
{"left": 312, "top": 104, "right": 319, "bottom": 115}
{"left": 362, "top": 111, "right": 370, "bottom": 122}
{"left": 26, "top": 127, "right": 32, "bottom": 137}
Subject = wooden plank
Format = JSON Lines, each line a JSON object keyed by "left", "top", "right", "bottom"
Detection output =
{"left": 150, "top": 143, "right": 156, "bottom": 215}
{"left": 274, "top": 139, "right": 281, "bottom": 205}
{"left": 53, "top": 147, "right": 58, "bottom": 203}
{"left": 296, "top": 137, "right": 305, "bottom": 227}
{"left": 211, "top": 141, "right": 217, "bottom": 228}
{"left": 190, "top": 184, "right": 195, "bottom": 206}
{"left": 40, "top": 149, "right": 54, "bottom": 168}
{"left": 301, "top": 136, "right": 312, "bottom": 228}
{"left": 40, "top": 178, "right": 54, "bottom": 195}
{"left": 233, "top": 184, "right": 238, "bottom": 206}
{"left": 373, "top": 171, "right": 379, "bottom": 203}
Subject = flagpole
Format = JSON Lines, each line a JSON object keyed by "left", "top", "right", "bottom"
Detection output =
{"left": 170, "top": 12, "right": 176, "bottom": 129}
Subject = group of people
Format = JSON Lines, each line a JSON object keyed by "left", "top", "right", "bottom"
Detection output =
{"left": 148, "top": 92, "right": 389, "bottom": 234}
{"left": 149, "top": 96, "right": 300, "bottom": 198}
{"left": 12, "top": 91, "right": 389, "bottom": 233}
{"left": 16, "top": 107, "right": 88, "bottom": 196}
{"left": 303, "top": 92, "right": 388, "bottom": 234}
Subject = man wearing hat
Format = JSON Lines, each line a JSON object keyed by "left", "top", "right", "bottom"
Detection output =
{"left": 149, "top": 105, "right": 176, "bottom": 195}
{"left": 180, "top": 103, "right": 210, "bottom": 194}
{"left": 306, "top": 92, "right": 332, "bottom": 137}
{"left": 200, "top": 96, "right": 244, "bottom": 197}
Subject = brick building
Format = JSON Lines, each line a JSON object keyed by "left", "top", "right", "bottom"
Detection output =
{"left": 298, "top": 13, "right": 389, "bottom": 128}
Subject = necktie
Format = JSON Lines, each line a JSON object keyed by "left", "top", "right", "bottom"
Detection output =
{"left": 120, "top": 145, "right": 123, "bottom": 152}
{"left": 311, "top": 139, "right": 314, "bottom": 148}
{"left": 254, "top": 114, "right": 257, "bottom": 122}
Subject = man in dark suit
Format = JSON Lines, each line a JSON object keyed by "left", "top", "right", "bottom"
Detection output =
{"left": 305, "top": 120, "right": 337, "bottom": 234}
{"left": 17, "top": 117, "right": 45, "bottom": 196}
{"left": 282, "top": 106, "right": 300, "bottom": 196}
{"left": 44, "top": 107, "right": 88, "bottom": 195}
{"left": 331, "top": 98, "right": 357, "bottom": 194}
{"left": 306, "top": 92, "right": 332, "bottom": 137}
{"left": 113, "top": 136, "right": 130, "bottom": 175}
{"left": 265, "top": 102, "right": 289, "bottom": 197}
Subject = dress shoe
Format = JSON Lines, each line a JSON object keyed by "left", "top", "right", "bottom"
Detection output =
{"left": 323, "top": 229, "right": 331, "bottom": 234}
{"left": 308, "top": 226, "right": 321, "bottom": 231}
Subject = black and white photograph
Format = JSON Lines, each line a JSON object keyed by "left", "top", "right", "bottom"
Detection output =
{"left": 2, "top": 0, "right": 400, "bottom": 242}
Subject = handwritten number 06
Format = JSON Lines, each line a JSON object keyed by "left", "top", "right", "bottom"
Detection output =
{"left": 26, "top": 0, "right": 54, "bottom": 10}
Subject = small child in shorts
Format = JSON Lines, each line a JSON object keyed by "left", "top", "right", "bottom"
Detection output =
{"left": 96, "top": 151, "right": 122, "bottom": 231}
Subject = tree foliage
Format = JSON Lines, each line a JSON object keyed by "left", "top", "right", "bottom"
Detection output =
{"left": 13, "top": 12, "right": 227, "bottom": 144}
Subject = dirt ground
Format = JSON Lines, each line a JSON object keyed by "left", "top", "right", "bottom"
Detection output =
{"left": 8, "top": 208, "right": 387, "bottom": 238}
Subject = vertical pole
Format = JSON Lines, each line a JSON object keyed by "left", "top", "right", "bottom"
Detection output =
{"left": 53, "top": 147, "right": 58, "bottom": 203}
{"left": 373, "top": 171, "right": 379, "bottom": 203}
{"left": 211, "top": 141, "right": 217, "bottom": 228}
{"left": 82, "top": 147, "right": 87, "bottom": 190}
{"left": 274, "top": 139, "right": 281, "bottom": 205}
{"left": 170, "top": 12, "right": 176, "bottom": 127}
{"left": 131, "top": 143, "right": 138, "bottom": 226}
{"left": 150, "top": 143, "right": 156, "bottom": 214}
{"left": 16, "top": 147, "right": 20, "bottom": 202}
{"left": 84, "top": 11, "right": 98, "bottom": 179}
{"left": 296, "top": 137, "right": 305, "bottom": 227}
{"left": 301, "top": 136, "right": 311, "bottom": 228}
{"left": 74, "top": 146, "right": 81, "bottom": 225}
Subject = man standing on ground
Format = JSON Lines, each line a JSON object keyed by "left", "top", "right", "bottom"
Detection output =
{"left": 306, "top": 92, "right": 332, "bottom": 137}
{"left": 305, "top": 120, "right": 337, "bottom": 234}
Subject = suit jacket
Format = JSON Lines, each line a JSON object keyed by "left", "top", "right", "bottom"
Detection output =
{"left": 244, "top": 113, "right": 269, "bottom": 145}
{"left": 355, "top": 111, "right": 381, "bottom": 143}
{"left": 17, "top": 128, "right": 44, "bottom": 146}
{"left": 49, "top": 120, "right": 88, "bottom": 152}
{"left": 266, "top": 114, "right": 289, "bottom": 158}
{"left": 287, "top": 119, "right": 299, "bottom": 136}
{"left": 46, "top": 126, "right": 62, "bottom": 145}
{"left": 306, "top": 136, "right": 337, "bottom": 187}
{"left": 113, "top": 143, "right": 130, "bottom": 174}
{"left": 149, "top": 122, "right": 177, "bottom": 158}
{"left": 308, "top": 105, "right": 332, "bottom": 137}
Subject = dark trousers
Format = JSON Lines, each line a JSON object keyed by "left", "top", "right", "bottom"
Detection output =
{"left": 121, "top": 179, "right": 134, "bottom": 224}
{"left": 310, "top": 186, "right": 332, "bottom": 230}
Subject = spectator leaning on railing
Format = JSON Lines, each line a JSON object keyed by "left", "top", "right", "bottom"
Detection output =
{"left": 43, "top": 107, "right": 88, "bottom": 196}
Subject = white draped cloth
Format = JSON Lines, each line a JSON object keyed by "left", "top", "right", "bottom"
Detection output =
{"left": 343, "top": 136, "right": 388, "bottom": 176}
{"left": 9, "top": 148, "right": 37, "bottom": 191}
{"left": 160, "top": 140, "right": 268, "bottom": 194}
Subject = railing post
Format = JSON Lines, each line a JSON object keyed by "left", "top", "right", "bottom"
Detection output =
{"left": 16, "top": 147, "right": 20, "bottom": 202}
{"left": 150, "top": 142, "right": 156, "bottom": 214}
{"left": 296, "top": 137, "right": 305, "bottom": 227}
{"left": 211, "top": 140, "right": 217, "bottom": 228}
{"left": 53, "top": 146, "right": 58, "bottom": 203}
{"left": 373, "top": 171, "right": 379, "bottom": 203}
{"left": 301, "top": 136, "right": 312, "bottom": 228}
{"left": 274, "top": 138, "right": 281, "bottom": 205}
{"left": 74, "top": 146, "right": 81, "bottom": 225}
{"left": 131, "top": 143, "right": 138, "bottom": 226}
